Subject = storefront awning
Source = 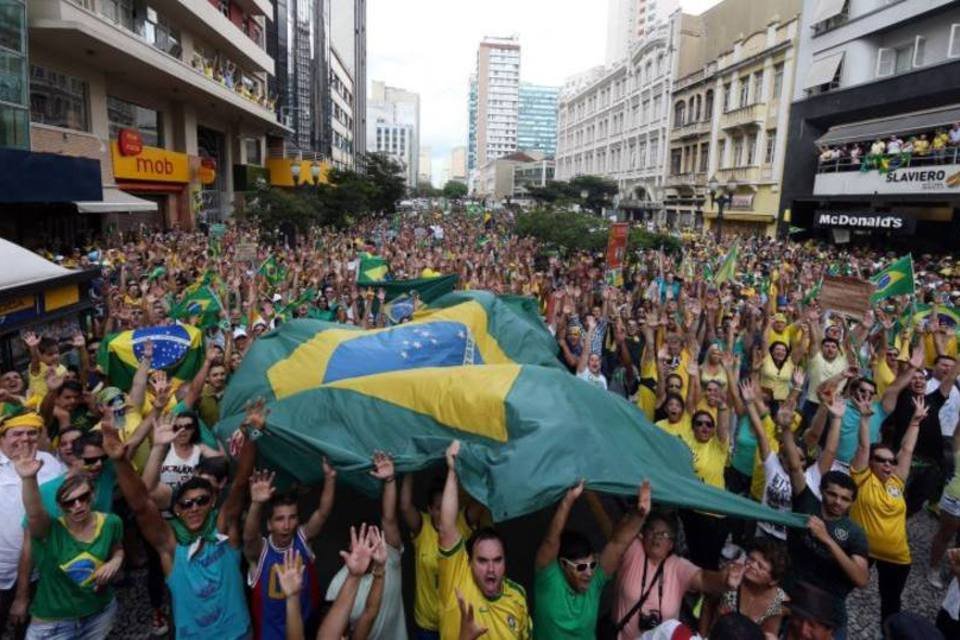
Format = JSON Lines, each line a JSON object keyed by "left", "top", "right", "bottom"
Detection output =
{"left": 0, "top": 148, "right": 102, "bottom": 203}
{"left": 74, "top": 187, "right": 158, "bottom": 213}
{"left": 811, "top": 0, "right": 847, "bottom": 25}
{"left": 802, "top": 52, "right": 844, "bottom": 90}
{"left": 816, "top": 104, "right": 960, "bottom": 146}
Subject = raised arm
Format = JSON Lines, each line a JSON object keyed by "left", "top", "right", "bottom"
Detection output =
{"left": 850, "top": 399, "right": 872, "bottom": 472}
{"left": 535, "top": 481, "right": 583, "bottom": 570}
{"left": 818, "top": 399, "right": 842, "bottom": 475}
{"left": 303, "top": 459, "right": 337, "bottom": 541}
{"left": 894, "top": 396, "right": 926, "bottom": 481}
{"left": 14, "top": 443, "right": 52, "bottom": 540}
{"left": 741, "top": 379, "right": 771, "bottom": 461}
{"left": 129, "top": 340, "right": 154, "bottom": 410}
{"left": 218, "top": 399, "right": 265, "bottom": 542}
{"left": 399, "top": 474, "right": 423, "bottom": 535}
{"left": 882, "top": 344, "right": 924, "bottom": 413}
{"left": 598, "top": 480, "right": 650, "bottom": 576}
{"left": 352, "top": 530, "right": 387, "bottom": 640}
{"left": 779, "top": 413, "right": 807, "bottom": 497}
{"left": 184, "top": 346, "right": 217, "bottom": 409}
{"left": 243, "top": 470, "right": 275, "bottom": 565}
{"left": 318, "top": 524, "right": 377, "bottom": 640}
{"left": 438, "top": 441, "right": 462, "bottom": 550}
{"left": 276, "top": 548, "right": 306, "bottom": 640}
{"left": 369, "top": 452, "right": 402, "bottom": 549}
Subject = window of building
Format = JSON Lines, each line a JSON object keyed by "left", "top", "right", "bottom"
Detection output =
{"left": 245, "top": 138, "right": 262, "bottom": 165}
{"left": 674, "top": 101, "right": 685, "bottom": 128}
{"left": 752, "top": 73, "right": 763, "bottom": 103}
{"left": 642, "top": 100, "right": 650, "bottom": 124}
{"left": 765, "top": 130, "right": 777, "bottom": 164}
{"left": 718, "top": 140, "right": 726, "bottom": 168}
{"left": 0, "top": 2, "right": 25, "bottom": 54}
{"left": 699, "top": 143, "right": 709, "bottom": 172}
{"left": 876, "top": 36, "right": 926, "bottom": 78}
{"left": 107, "top": 96, "right": 162, "bottom": 146}
{"left": 746, "top": 134, "right": 756, "bottom": 165}
{"left": 30, "top": 64, "right": 90, "bottom": 131}
{"left": 704, "top": 91, "right": 714, "bottom": 120}
{"left": 738, "top": 77, "right": 750, "bottom": 107}
{"left": 671, "top": 149, "right": 682, "bottom": 175}
{"left": 0, "top": 49, "right": 25, "bottom": 106}
{"left": 951, "top": 24, "right": 960, "bottom": 58}
{"left": 638, "top": 142, "right": 646, "bottom": 168}
{"left": 772, "top": 64, "right": 784, "bottom": 99}
{"left": 722, "top": 84, "right": 731, "bottom": 111}
{"left": 650, "top": 138, "right": 659, "bottom": 164}
{"left": 100, "top": 0, "right": 135, "bottom": 31}
{"left": 653, "top": 95, "right": 661, "bottom": 120}
{"left": 0, "top": 105, "right": 29, "bottom": 148}
{"left": 732, "top": 137, "right": 743, "bottom": 166}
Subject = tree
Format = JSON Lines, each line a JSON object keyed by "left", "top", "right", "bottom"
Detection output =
{"left": 526, "top": 180, "right": 577, "bottom": 205}
{"left": 569, "top": 175, "right": 619, "bottom": 215}
{"left": 442, "top": 181, "right": 468, "bottom": 199}
{"left": 362, "top": 152, "right": 407, "bottom": 213}
{"left": 414, "top": 182, "right": 441, "bottom": 198}
{"left": 242, "top": 184, "right": 318, "bottom": 232}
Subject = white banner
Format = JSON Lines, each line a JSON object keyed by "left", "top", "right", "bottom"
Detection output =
{"left": 814, "top": 163, "right": 960, "bottom": 196}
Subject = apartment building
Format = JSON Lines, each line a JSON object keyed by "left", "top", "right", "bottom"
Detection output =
{"left": 781, "top": 0, "right": 960, "bottom": 247}
{"left": 517, "top": 83, "right": 560, "bottom": 156}
{"left": 664, "top": 0, "right": 801, "bottom": 236}
{"left": 367, "top": 81, "right": 420, "bottom": 187}
{"left": 555, "top": 18, "right": 678, "bottom": 220}
{"left": 473, "top": 36, "right": 521, "bottom": 169}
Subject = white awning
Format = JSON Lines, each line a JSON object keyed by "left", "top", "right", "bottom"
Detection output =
{"left": 802, "top": 52, "right": 844, "bottom": 90}
{"left": 0, "top": 238, "right": 73, "bottom": 290}
{"left": 812, "top": 0, "right": 847, "bottom": 25}
{"left": 75, "top": 187, "right": 158, "bottom": 213}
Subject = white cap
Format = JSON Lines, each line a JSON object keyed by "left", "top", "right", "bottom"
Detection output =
{"left": 272, "top": 293, "right": 283, "bottom": 303}
{"left": 233, "top": 327, "right": 248, "bottom": 339}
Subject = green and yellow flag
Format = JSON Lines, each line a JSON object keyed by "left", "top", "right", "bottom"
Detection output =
{"left": 259, "top": 255, "right": 287, "bottom": 287}
{"left": 97, "top": 324, "right": 204, "bottom": 391}
{"left": 170, "top": 286, "right": 223, "bottom": 330}
{"left": 358, "top": 253, "right": 389, "bottom": 283}
{"left": 870, "top": 255, "right": 915, "bottom": 303}
{"left": 214, "top": 292, "right": 805, "bottom": 525}
{"left": 713, "top": 241, "right": 739, "bottom": 284}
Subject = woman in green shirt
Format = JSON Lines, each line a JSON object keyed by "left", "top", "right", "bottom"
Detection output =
{"left": 16, "top": 446, "right": 123, "bottom": 640}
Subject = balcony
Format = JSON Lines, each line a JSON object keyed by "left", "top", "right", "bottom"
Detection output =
{"left": 672, "top": 119, "right": 710, "bottom": 139}
{"left": 715, "top": 166, "right": 764, "bottom": 184}
{"left": 666, "top": 172, "right": 707, "bottom": 187}
{"left": 29, "top": 0, "right": 283, "bottom": 130}
{"left": 720, "top": 103, "right": 765, "bottom": 130}
{"left": 163, "top": 0, "right": 273, "bottom": 73}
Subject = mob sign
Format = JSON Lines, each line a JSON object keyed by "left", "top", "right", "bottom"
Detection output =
{"left": 814, "top": 211, "right": 916, "bottom": 234}
{"left": 111, "top": 141, "right": 189, "bottom": 183}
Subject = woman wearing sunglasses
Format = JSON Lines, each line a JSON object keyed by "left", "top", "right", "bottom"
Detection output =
{"left": 849, "top": 394, "right": 926, "bottom": 625}
{"left": 16, "top": 444, "right": 123, "bottom": 640}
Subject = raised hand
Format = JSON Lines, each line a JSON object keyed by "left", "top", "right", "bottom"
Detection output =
{"left": 445, "top": 440, "right": 461, "bottom": 471}
{"left": 323, "top": 456, "right": 337, "bottom": 480}
{"left": 909, "top": 343, "right": 925, "bottom": 370}
{"left": 249, "top": 470, "right": 276, "bottom": 504}
{"left": 370, "top": 526, "right": 388, "bottom": 567}
{"left": 456, "top": 589, "right": 489, "bottom": 640}
{"left": 911, "top": 396, "right": 929, "bottom": 422}
{"left": 564, "top": 480, "right": 585, "bottom": 505}
{"left": 276, "top": 548, "right": 304, "bottom": 598}
{"left": 792, "top": 368, "right": 806, "bottom": 391}
{"left": 100, "top": 412, "right": 126, "bottom": 461}
{"left": 243, "top": 397, "right": 269, "bottom": 431}
{"left": 22, "top": 332, "right": 40, "bottom": 349}
{"left": 340, "top": 523, "right": 376, "bottom": 577}
{"left": 369, "top": 451, "right": 395, "bottom": 482}
{"left": 637, "top": 479, "right": 652, "bottom": 519}
{"left": 739, "top": 378, "right": 757, "bottom": 403}
{"left": 152, "top": 413, "right": 176, "bottom": 446}
{"left": 827, "top": 394, "right": 847, "bottom": 419}
{"left": 12, "top": 443, "right": 42, "bottom": 479}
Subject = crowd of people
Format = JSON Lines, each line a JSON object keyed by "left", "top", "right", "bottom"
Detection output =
{"left": 816, "top": 122, "right": 960, "bottom": 173}
{"left": 2, "top": 212, "right": 960, "bottom": 640}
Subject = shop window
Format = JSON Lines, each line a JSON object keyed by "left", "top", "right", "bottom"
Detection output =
{"left": 30, "top": 64, "right": 90, "bottom": 131}
{"left": 0, "top": 104, "right": 29, "bottom": 149}
{"left": 107, "top": 96, "right": 162, "bottom": 147}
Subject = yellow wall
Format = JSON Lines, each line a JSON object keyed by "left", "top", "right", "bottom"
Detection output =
{"left": 265, "top": 159, "right": 331, "bottom": 187}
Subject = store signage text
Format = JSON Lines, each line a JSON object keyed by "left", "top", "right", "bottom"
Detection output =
{"left": 117, "top": 129, "right": 143, "bottom": 156}
{"left": 886, "top": 167, "right": 960, "bottom": 190}
{"left": 814, "top": 211, "right": 915, "bottom": 234}
{"left": 813, "top": 163, "right": 960, "bottom": 196}
{"left": 111, "top": 141, "right": 189, "bottom": 183}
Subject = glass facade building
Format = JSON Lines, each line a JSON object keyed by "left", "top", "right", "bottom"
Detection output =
{"left": 518, "top": 83, "right": 558, "bottom": 156}
{"left": 0, "top": 0, "right": 29, "bottom": 149}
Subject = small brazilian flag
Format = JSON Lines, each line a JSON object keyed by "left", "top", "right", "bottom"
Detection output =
{"left": 870, "top": 255, "right": 914, "bottom": 304}
{"left": 713, "top": 241, "right": 739, "bottom": 284}
{"left": 97, "top": 324, "right": 204, "bottom": 391}
{"left": 259, "top": 255, "right": 287, "bottom": 287}
{"left": 170, "top": 286, "right": 223, "bottom": 330}
{"left": 358, "top": 253, "right": 389, "bottom": 283}
{"left": 214, "top": 291, "right": 808, "bottom": 527}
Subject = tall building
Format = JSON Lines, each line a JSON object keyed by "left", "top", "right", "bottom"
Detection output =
{"left": 781, "top": 0, "right": 960, "bottom": 247}
{"left": 473, "top": 36, "right": 521, "bottom": 169}
{"left": 367, "top": 81, "right": 420, "bottom": 186}
{"left": 606, "top": 0, "right": 679, "bottom": 65}
{"left": 556, "top": 18, "right": 679, "bottom": 220}
{"left": 518, "top": 83, "right": 560, "bottom": 156}
{"left": 269, "top": 0, "right": 365, "bottom": 170}
{"left": 449, "top": 146, "right": 468, "bottom": 183}
{"left": 4, "top": 0, "right": 286, "bottom": 242}
{"left": 418, "top": 145, "right": 432, "bottom": 185}
{"left": 467, "top": 76, "right": 478, "bottom": 171}
{"left": 663, "top": 0, "right": 802, "bottom": 236}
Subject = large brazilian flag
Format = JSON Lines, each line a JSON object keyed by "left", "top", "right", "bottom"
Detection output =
{"left": 216, "top": 292, "right": 805, "bottom": 526}
{"left": 97, "top": 324, "right": 204, "bottom": 391}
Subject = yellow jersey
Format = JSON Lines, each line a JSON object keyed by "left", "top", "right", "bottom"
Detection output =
{"left": 849, "top": 466, "right": 910, "bottom": 564}
{"left": 438, "top": 537, "right": 531, "bottom": 640}
{"left": 655, "top": 415, "right": 691, "bottom": 440}
{"left": 873, "top": 358, "right": 896, "bottom": 397}
{"left": 412, "top": 511, "right": 473, "bottom": 631}
{"left": 680, "top": 432, "right": 728, "bottom": 489}
{"left": 27, "top": 363, "right": 67, "bottom": 404}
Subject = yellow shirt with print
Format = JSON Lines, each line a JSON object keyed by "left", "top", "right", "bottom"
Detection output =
{"left": 438, "top": 537, "right": 530, "bottom": 640}
{"left": 413, "top": 511, "right": 473, "bottom": 631}
{"left": 750, "top": 413, "right": 801, "bottom": 501}
{"left": 680, "top": 431, "right": 728, "bottom": 489}
{"left": 655, "top": 414, "right": 691, "bottom": 440}
{"left": 27, "top": 363, "right": 67, "bottom": 404}
{"left": 849, "top": 466, "right": 910, "bottom": 564}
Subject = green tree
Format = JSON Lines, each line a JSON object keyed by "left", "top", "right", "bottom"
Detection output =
{"left": 442, "top": 180, "right": 468, "bottom": 199}
{"left": 242, "top": 185, "right": 317, "bottom": 232}
{"left": 515, "top": 208, "right": 680, "bottom": 255}
{"left": 363, "top": 152, "right": 407, "bottom": 213}
{"left": 526, "top": 180, "right": 577, "bottom": 205}
{"left": 414, "top": 181, "right": 441, "bottom": 197}
{"left": 569, "top": 175, "right": 619, "bottom": 214}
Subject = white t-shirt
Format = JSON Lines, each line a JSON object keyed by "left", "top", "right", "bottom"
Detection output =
{"left": 0, "top": 451, "right": 64, "bottom": 589}
{"left": 578, "top": 369, "right": 608, "bottom": 390}
{"left": 325, "top": 544, "right": 406, "bottom": 640}
{"left": 926, "top": 377, "right": 960, "bottom": 437}
{"left": 943, "top": 577, "right": 959, "bottom": 621}
{"left": 758, "top": 453, "right": 791, "bottom": 540}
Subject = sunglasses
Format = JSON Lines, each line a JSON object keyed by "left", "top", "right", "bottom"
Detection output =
{"left": 177, "top": 494, "right": 212, "bottom": 510}
{"left": 561, "top": 558, "right": 598, "bottom": 573}
{"left": 59, "top": 491, "right": 92, "bottom": 509}
{"left": 173, "top": 423, "right": 195, "bottom": 433}
{"left": 872, "top": 455, "right": 896, "bottom": 465}
{"left": 82, "top": 454, "right": 107, "bottom": 467}
{"left": 693, "top": 419, "right": 715, "bottom": 428}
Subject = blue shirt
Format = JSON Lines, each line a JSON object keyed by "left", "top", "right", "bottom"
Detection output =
{"left": 837, "top": 400, "right": 888, "bottom": 464}
{"left": 167, "top": 537, "right": 251, "bottom": 640}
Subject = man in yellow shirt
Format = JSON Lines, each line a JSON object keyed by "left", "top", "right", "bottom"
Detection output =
{"left": 437, "top": 441, "right": 530, "bottom": 640}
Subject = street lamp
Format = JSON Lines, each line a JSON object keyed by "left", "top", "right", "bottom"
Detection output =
{"left": 310, "top": 161, "right": 321, "bottom": 184}
{"left": 290, "top": 161, "right": 301, "bottom": 185}
{"left": 708, "top": 175, "right": 738, "bottom": 241}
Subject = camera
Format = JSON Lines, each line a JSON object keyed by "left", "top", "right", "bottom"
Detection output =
{"left": 637, "top": 610, "right": 662, "bottom": 631}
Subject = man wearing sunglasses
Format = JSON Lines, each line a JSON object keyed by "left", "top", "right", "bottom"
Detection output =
{"left": 103, "top": 398, "right": 262, "bottom": 639}
{"left": 533, "top": 479, "right": 651, "bottom": 639}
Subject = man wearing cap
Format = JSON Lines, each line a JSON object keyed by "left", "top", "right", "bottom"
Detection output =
{"left": 0, "top": 412, "right": 63, "bottom": 638}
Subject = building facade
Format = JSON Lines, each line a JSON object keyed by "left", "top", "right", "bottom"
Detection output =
{"left": 606, "top": 0, "right": 679, "bottom": 66}
{"left": 781, "top": 0, "right": 960, "bottom": 247}
{"left": 467, "top": 75, "right": 477, "bottom": 171}
{"left": 473, "top": 36, "right": 520, "bottom": 169}
{"left": 4, "top": 0, "right": 286, "bottom": 242}
{"left": 418, "top": 145, "right": 431, "bottom": 185}
{"left": 518, "top": 83, "right": 559, "bottom": 156}
{"left": 664, "top": 0, "right": 801, "bottom": 235}
{"left": 449, "top": 146, "right": 467, "bottom": 183}
{"left": 473, "top": 151, "right": 554, "bottom": 201}
{"left": 555, "top": 18, "right": 678, "bottom": 220}
{"left": 367, "top": 81, "right": 420, "bottom": 187}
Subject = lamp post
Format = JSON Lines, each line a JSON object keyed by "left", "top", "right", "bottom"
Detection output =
{"left": 708, "top": 175, "right": 738, "bottom": 241}
{"left": 310, "top": 161, "right": 321, "bottom": 184}
{"left": 290, "top": 161, "right": 301, "bottom": 185}
{"left": 580, "top": 189, "right": 589, "bottom": 214}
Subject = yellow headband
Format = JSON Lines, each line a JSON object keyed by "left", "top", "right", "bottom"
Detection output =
{"left": 0, "top": 412, "right": 43, "bottom": 433}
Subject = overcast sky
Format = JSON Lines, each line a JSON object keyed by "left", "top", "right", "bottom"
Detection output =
{"left": 367, "top": 0, "right": 722, "bottom": 185}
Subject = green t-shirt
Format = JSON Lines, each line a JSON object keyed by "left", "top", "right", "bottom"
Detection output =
{"left": 30, "top": 512, "right": 123, "bottom": 619}
{"left": 533, "top": 561, "right": 609, "bottom": 639}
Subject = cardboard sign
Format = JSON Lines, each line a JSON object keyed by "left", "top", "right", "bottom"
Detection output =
{"left": 819, "top": 276, "right": 875, "bottom": 320}
{"left": 606, "top": 223, "right": 629, "bottom": 269}
{"left": 235, "top": 243, "right": 258, "bottom": 262}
